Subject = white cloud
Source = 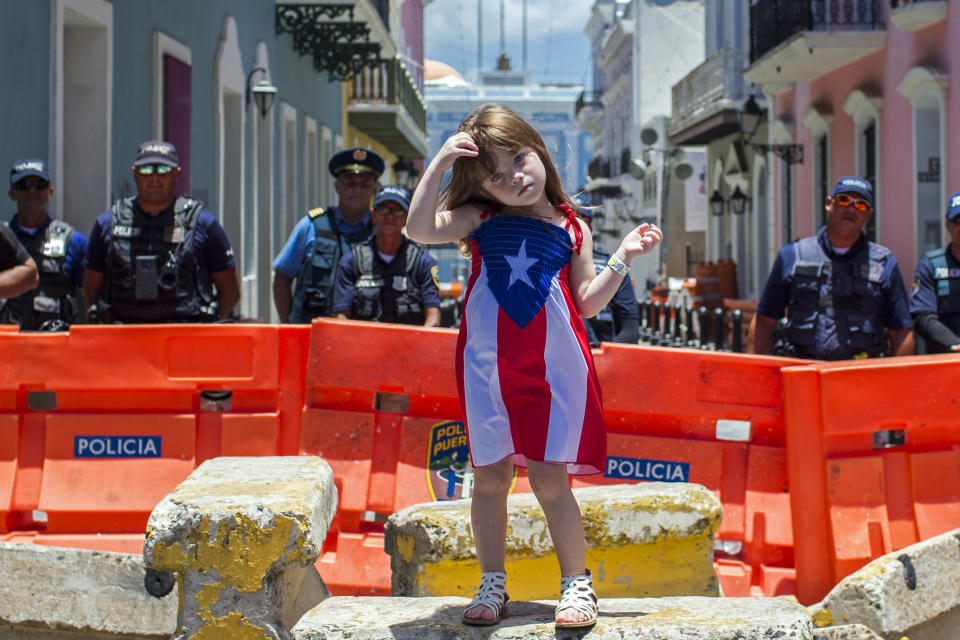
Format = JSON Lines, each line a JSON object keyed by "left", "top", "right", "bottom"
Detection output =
{"left": 424, "top": 0, "right": 592, "bottom": 85}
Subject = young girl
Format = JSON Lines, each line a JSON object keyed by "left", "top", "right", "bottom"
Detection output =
{"left": 406, "top": 104, "right": 662, "bottom": 629}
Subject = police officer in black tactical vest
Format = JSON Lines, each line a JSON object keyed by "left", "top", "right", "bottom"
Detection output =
{"left": 83, "top": 141, "right": 239, "bottom": 323}
{"left": 750, "top": 176, "right": 912, "bottom": 359}
{"left": 273, "top": 148, "right": 383, "bottom": 323}
{"left": 332, "top": 185, "right": 441, "bottom": 326}
{"left": 3, "top": 159, "right": 87, "bottom": 330}
{"left": 910, "top": 191, "right": 960, "bottom": 354}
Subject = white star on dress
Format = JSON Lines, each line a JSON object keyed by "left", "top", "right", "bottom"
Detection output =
{"left": 505, "top": 239, "right": 537, "bottom": 289}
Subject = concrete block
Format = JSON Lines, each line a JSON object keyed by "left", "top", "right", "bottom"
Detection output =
{"left": 292, "top": 595, "right": 813, "bottom": 639}
{"left": 812, "top": 624, "right": 882, "bottom": 639}
{"left": 143, "top": 456, "right": 338, "bottom": 640}
{"left": 0, "top": 541, "right": 176, "bottom": 638}
{"left": 808, "top": 528, "right": 960, "bottom": 639}
{"left": 384, "top": 482, "right": 721, "bottom": 600}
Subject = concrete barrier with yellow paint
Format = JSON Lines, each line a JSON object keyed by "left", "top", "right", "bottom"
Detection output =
{"left": 143, "top": 456, "right": 338, "bottom": 640}
{"left": 384, "top": 482, "right": 721, "bottom": 600}
{"left": 806, "top": 527, "right": 960, "bottom": 640}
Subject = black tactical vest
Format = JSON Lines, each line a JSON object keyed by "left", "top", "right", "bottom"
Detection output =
{"left": 291, "top": 207, "right": 372, "bottom": 322}
{"left": 349, "top": 239, "right": 425, "bottom": 325}
{"left": 103, "top": 196, "right": 213, "bottom": 323}
{"left": 0, "top": 219, "right": 80, "bottom": 329}
{"left": 786, "top": 234, "right": 888, "bottom": 359}
{"left": 924, "top": 247, "right": 960, "bottom": 334}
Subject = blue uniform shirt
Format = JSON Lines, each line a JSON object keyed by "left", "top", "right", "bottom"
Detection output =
{"left": 9, "top": 215, "right": 88, "bottom": 287}
{"left": 84, "top": 203, "right": 236, "bottom": 274}
{"left": 757, "top": 228, "right": 911, "bottom": 356}
{"left": 273, "top": 207, "right": 371, "bottom": 277}
{"left": 585, "top": 247, "right": 639, "bottom": 344}
{"left": 909, "top": 247, "right": 959, "bottom": 315}
{"left": 332, "top": 236, "right": 442, "bottom": 315}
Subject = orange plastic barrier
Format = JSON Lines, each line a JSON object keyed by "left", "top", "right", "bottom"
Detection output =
{"left": 782, "top": 355, "right": 960, "bottom": 604}
{"left": 0, "top": 324, "right": 310, "bottom": 539}
{"left": 301, "top": 319, "right": 803, "bottom": 597}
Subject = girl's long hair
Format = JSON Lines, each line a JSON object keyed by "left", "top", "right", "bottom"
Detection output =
{"left": 440, "top": 103, "right": 576, "bottom": 217}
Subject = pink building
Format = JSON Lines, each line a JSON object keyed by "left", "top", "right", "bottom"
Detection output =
{"left": 745, "top": 0, "right": 957, "bottom": 285}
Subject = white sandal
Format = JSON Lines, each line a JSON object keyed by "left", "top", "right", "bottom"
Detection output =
{"left": 555, "top": 568, "right": 598, "bottom": 628}
{"left": 462, "top": 570, "right": 509, "bottom": 626}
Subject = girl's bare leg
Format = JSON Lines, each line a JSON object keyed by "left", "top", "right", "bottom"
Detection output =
{"left": 526, "top": 459, "right": 591, "bottom": 624}
{"left": 464, "top": 458, "right": 515, "bottom": 622}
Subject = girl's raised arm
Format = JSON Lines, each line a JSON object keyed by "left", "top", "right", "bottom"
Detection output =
{"left": 406, "top": 132, "right": 484, "bottom": 244}
{"left": 569, "top": 222, "right": 662, "bottom": 318}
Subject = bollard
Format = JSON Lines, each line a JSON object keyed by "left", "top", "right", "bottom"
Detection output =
{"left": 685, "top": 304, "right": 697, "bottom": 348}
{"left": 731, "top": 309, "right": 743, "bottom": 353}
{"left": 143, "top": 456, "right": 338, "bottom": 640}
{"left": 651, "top": 301, "right": 662, "bottom": 346}
{"left": 713, "top": 307, "right": 725, "bottom": 351}
{"left": 671, "top": 303, "right": 684, "bottom": 347}
{"left": 638, "top": 299, "right": 650, "bottom": 343}
{"left": 698, "top": 306, "right": 710, "bottom": 350}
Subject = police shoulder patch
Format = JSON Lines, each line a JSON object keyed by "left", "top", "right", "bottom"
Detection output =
{"left": 308, "top": 207, "right": 326, "bottom": 219}
{"left": 430, "top": 264, "right": 440, "bottom": 289}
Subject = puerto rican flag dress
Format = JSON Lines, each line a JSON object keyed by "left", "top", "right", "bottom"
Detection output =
{"left": 455, "top": 205, "right": 606, "bottom": 475}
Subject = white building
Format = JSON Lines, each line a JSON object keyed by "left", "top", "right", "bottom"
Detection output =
{"left": 580, "top": 0, "right": 706, "bottom": 295}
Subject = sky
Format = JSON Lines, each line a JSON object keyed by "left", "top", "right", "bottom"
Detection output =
{"left": 423, "top": 0, "right": 593, "bottom": 86}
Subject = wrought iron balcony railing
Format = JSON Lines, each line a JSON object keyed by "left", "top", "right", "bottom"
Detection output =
{"left": 750, "top": 0, "right": 883, "bottom": 63}
{"left": 671, "top": 48, "right": 747, "bottom": 135}
{"left": 350, "top": 56, "right": 426, "bottom": 133}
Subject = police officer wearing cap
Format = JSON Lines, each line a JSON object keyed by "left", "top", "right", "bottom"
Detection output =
{"left": 83, "top": 140, "right": 239, "bottom": 323}
{"left": 573, "top": 196, "right": 639, "bottom": 345}
{"left": 3, "top": 159, "right": 87, "bottom": 330}
{"left": 910, "top": 192, "right": 960, "bottom": 354}
{"left": 750, "top": 176, "right": 912, "bottom": 359}
{"left": 332, "top": 185, "right": 441, "bottom": 326}
{"left": 273, "top": 147, "right": 383, "bottom": 323}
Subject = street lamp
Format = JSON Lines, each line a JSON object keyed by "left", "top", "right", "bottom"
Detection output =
{"left": 392, "top": 156, "right": 419, "bottom": 190}
{"left": 246, "top": 66, "right": 277, "bottom": 119}
{"left": 739, "top": 94, "right": 803, "bottom": 165}
{"left": 710, "top": 190, "right": 725, "bottom": 216}
{"left": 729, "top": 185, "right": 748, "bottom": 215}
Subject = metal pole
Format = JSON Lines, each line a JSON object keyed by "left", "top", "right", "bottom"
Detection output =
{"left": 713, "top": 308, "right": 725, "bottom": 351}
{"left": 731, "top": 309, "right": 743, "bottom": 353}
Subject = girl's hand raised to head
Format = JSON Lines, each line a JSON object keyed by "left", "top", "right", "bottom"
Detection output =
{"left": 433, "top": 132, "right": 479, "bottom": 173}
{"left": 619, "top": 223, "right": 663, "bottom": 261}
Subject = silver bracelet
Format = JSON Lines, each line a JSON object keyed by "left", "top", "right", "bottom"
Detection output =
{"left": 607, "top": 255, "right": 630, "bottom": 276}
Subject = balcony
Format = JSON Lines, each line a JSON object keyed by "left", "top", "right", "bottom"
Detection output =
{"left": 348, "top": 56, "right": 430, "bottom": 158}
{"left": 575, "top": 91, "right": 604, "bottom": 137}
{"left": 743, "top": 0, "right": 886, "bottom": 90}
{"left": 669, "top": 48, "right": 748, "bottom": 146}
{"left": 889, "top": 0, "right": 947, "bottom": 31}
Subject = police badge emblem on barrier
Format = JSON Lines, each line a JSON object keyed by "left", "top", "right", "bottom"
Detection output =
{"left": 425, "top": 420, "right": 521, "bottom": 501}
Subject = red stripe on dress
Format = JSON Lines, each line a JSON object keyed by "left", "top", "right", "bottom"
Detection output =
{"left": 559, "top": 264, "right": 607, "bottom": 473}
{"left": 456, "top": 238, "right": 485, "bottom": 467}
{"left": 497, "top": 304, "right": 551, "bottom": 462}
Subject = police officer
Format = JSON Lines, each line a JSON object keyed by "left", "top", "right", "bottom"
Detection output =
{"left": 3, "top": 159, "right": 87, "bottom": 329}
{"left": 750, "top": 176, "right": 911, "bottom": 359}
{"left": 333, "top": 185, "right": 441, "bottom": 326}
{"left": 0, "top": 220, "right": 38, "bottom": 302}
{"left": 273, "top": 147, "right": 383, "bottom": 323}
{"left": 910, "top": 192, "right": 960, "bottom": 354}
{"left": 83, "top": 140, "right": 239, "bottom": 323}
{"left": 574, "top": 197, "right": 639, "bottom": 346}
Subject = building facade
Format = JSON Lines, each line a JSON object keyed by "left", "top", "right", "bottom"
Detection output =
{"left": 744, "top": 0, "right": 960, "bottom": 288}
{"left": 580, "top": 0, "right": 706, "bottom": 297}
{"left": 0, "top": 0, "right": 428, "bottom": 322}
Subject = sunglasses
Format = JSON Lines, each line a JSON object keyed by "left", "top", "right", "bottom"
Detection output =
{"left": 135, "top": 164, "right": 174, "bottom": 176}
{"left": 833, "top": 193, "right": 871, "bottom": 212}
{"left": 13, "top": 179, "right": 50, "bottom": 191}
{"left": 375, "top": 205, "right": 407, "bottom": 216}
